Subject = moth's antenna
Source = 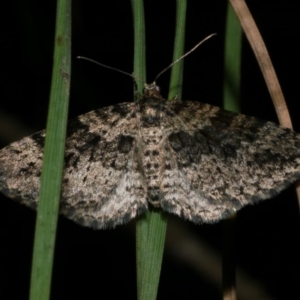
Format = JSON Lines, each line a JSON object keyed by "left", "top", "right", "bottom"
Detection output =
{"left": 77, "top": 56, "right": 145, "bottom": 85}
{"left": 154, "top": 33, "right": 216, "bottom": 82}
{"left": 78, "top": 33, "right": 216, "bottom": 88}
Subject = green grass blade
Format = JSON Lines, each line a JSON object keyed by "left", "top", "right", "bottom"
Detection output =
{"left": 132, "top": 1, "right": 169, "bottom": 299}
{"left": 131, "top": 0, "right": 146, "bottom": 94}
{"left": 132, "top": 1, "right": 152, "bottom": 298}
{"left": 223, "top": 4, "right": 242, "bottom": 113}
{"left": 29, "top": 0, "right": 71, "bottom": 299}
{"left": 168, "top": 0, "right": 187, "bottom": 100}
{"left": 136, "top": 211, "right": 167, "bottom": 300}
{"left": 222, "top": 4, "right": 242, "bottom": 300}
{"left": 134, "top": 1, "right": 187, "bottom": 299}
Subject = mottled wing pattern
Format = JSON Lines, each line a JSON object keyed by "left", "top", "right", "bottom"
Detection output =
{"left": 1, "top": 92, "right": 300, "bottom": 229}
{"left": 160, "top": 100, "right": 300, "bottom": 223}
{"left": 0, "top": 133, "right": 44, "bottom": 206}
{"left": 0, "top": 103, "right": 148, "bottom": 229}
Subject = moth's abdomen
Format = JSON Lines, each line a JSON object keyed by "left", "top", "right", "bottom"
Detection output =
{"left": 139, "top": 96, "right": 166, "bottom": 206}
{"left": 140, "top": 128, "right": 164, "bottom": 207}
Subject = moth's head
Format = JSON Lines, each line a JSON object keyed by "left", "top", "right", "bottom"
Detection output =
{"left": 143, "top": 82, "right": 161, "bottom": 98}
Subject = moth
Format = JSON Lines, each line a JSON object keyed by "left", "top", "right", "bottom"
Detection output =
{"left": 0, "top": 81, "right": 300, "bottom": 229}
{"left": 1, "top": 34, "right": 299, "bottom": 229}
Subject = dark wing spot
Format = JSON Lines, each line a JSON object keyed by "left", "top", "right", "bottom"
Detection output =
{"left": 31, "top": 132, "right": 45, "bottom": 148}
{"left": 194, "top": 131, "right": 210, "bottom": 154}
{"left": 67, "top": 118, "right": 90, "bottom": 136}
{"left": 152, "top": 150, "right": 159, "bottom": 156}
{"left": 165, "top": 163, "right": 171, "bottom": 170}
{"left": 118, "top": 135, "right": 134, "bottom": 154}
{"left": 111, "top": 104, "right": 132, "bottom": 117}
{"left": 169, "top": 132, "right": 183, "bottom": 151}
{"left": 210, "top": 109, "right": 237, "bottom": 127}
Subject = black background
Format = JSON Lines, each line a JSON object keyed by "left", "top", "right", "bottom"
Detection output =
{"left": 1, "top": 1, "right": 299, "bottom": 299}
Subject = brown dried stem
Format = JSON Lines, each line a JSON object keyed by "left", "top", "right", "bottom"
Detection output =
{"left": 229, "top": 0, "right": 300, "bottom": 209}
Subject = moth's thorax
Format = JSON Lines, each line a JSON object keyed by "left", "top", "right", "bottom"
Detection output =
{"left": 139, "top": 96, "right": 167, "bottom": 127}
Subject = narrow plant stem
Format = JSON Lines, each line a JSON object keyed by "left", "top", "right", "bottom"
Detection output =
{"left": 131, "top": 0, "right": 146, "bottom": 93}
{"left": 132, "top": 0, "right": 149, "bottom": 297}
{"left": 168, "top": 0, "right": 187, "bottom": 100}
{"left": 29, "top": 0, "right": 71, "bottom": 299}
{"left": 134, "top": 1, "right": 188, "bottom": 298}
{"left": 229, "top": 0, "right": 290, "bottom": 127}
{"left": 228, "top": 0, "right": 300, "bottom": 211}
{"left": 133, "top": 0, "right": 168, "bottom": 294}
